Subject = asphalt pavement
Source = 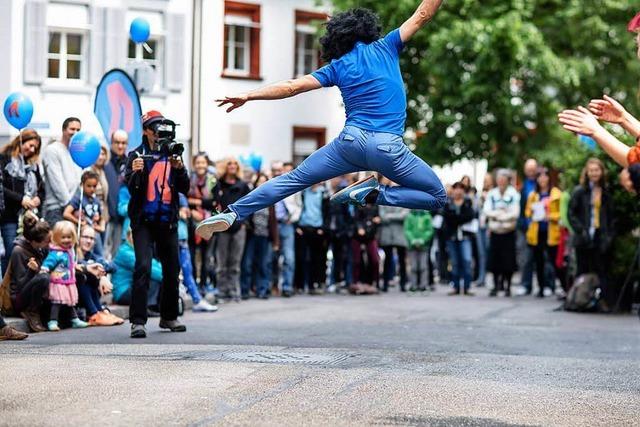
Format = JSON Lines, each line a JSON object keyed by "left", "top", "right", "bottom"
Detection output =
{"left": 0, "top": 286, "right": 638, "bottom": 426}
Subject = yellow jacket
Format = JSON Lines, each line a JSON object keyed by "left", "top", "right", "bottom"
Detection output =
{"left": 525, "top": 187, "right": 562, "bottom": 247}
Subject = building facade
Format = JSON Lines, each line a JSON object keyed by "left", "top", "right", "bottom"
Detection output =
{"left": 0, "top": 0, "right": 192, "bottom": 148}
{"left": 196, "top": 0, "right": 346, "bottom": 166}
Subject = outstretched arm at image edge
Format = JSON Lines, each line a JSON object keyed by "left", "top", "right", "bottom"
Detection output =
{"left": 400, "top": 0, "right": 444, "bottom": 43}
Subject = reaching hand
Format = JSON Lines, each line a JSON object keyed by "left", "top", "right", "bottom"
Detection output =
{"left": 558, "top": 107, "right": 603, "bottom": 136}
{"left": 27, "top": 257, "right": 39, "bottom": 271}
{"left": 216, "top": 94, "right": 249, "bottom": 113}
{"left": 588, "top": 95, "right": 627, "bottom": 124}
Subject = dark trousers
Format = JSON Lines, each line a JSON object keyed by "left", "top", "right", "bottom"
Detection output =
{"left": 1, "top": 221, "right": 18, "bottom": 276}
{"left": 382, "top": 246, "right": 407, "bottom": 290}
{"left": 76, "top": 271, "right": 102, "bottom": 316}
{"left": 14, "top": 273, "right": 50, "bottom": 314}
{"left": 576, "top": 244, "right": 611, "bottom": 307}
{"left": 189, "top": 229, "right": 215, "bottom": 290}
{"left": 241, "top": 234, "right": 271, "bottom": 298}
{"left": 351, "top": 238, "right": 380, "bottom": 285}
{"left": 294, "top": 227, "right": 327, "bottom": 290}
{"left": 436, "top": 233, "right": 449, "bottom": 283}
{"left": 131, "top": 222, "right": 180, "bottom": 325}
{"left": 531, "top": 229, "right": 560, "bottom": 294}
{"left": 330, "top": 234, "right": 350, "bottom": 285}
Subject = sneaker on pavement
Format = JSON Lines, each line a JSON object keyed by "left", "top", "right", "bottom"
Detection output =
{"left": 192, "top": 299, "right": 218, "bottom": 312}
{"left": 71, "top": 318, "right": 89, "bottom": 328}
{"left": 196, "top": 211, "right": 238, "bottom": 239}
{"left": 131, "top": 324, "right": 147, "bottom": 338}
{"left": 47, "top": 320, "right": 60, "bottom": 332}
{"left": 0, "top": 325, "right": 28, "bottom": 341}
{"left": 330, "top": 175, "right": 379, "bottom": 206}
{"left": 159, "top": 319, "right": 187, "bottom": 332}
{"left": 21, "top": 311, "right": 46, "bottom": 332}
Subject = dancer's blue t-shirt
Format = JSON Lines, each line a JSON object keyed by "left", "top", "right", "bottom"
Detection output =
{"left": 312, "top": 29, "right": 406, "bottom": 136}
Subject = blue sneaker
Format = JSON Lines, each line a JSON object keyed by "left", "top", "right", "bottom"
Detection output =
{"left": 330, "top": 175, "right": 379, "bottom": 206}
{"left": 196, "top": 211, "right": 238, "bottom": 239}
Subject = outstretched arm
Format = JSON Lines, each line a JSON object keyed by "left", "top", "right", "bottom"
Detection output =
{"left": 588, "top": 95, "right": 640, "bottom": 138}
{"left": 399, "top": 0, "right": 444, "bottom": 43}
{"left": 558, "top": 107, "right": 632, "bottom": 167}
{"left": 216, "top": 75, "right": 322, "bottom": 113}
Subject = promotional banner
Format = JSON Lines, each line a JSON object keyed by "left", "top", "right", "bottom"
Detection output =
{"left": 93, "top": 69, "right": 142, "bottom": 153}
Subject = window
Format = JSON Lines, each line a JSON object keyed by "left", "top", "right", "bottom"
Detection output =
{"left": 127, "top": 38, "right": 164, "bottom": 89}
{"left": 46, "top": 3, "right": 89, "bottom": 82}
{"left": 47, "top": 31, "right": 85, "bottom": 80}
{"left": 293, "top": 127, "right": 326, "bottom": 165}
{"left": 294, "top": 11, "right": 327, "bottom": 77}
{"left": 126, "top": 11, "right": 165, "bottom": 92}
{"left": 223, "top": 1, "right": 261, "bottom": 79}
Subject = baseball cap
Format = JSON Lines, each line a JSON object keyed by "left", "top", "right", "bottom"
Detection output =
{"left": 628, "top": 11, "right": 640, "bottom": 33}
{"left": 141, "top": 110, "right": 165, "bottom": 128}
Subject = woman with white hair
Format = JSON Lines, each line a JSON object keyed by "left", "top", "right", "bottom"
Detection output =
{"left": 483, "top": 169, "right": 520, "bottom": 297}
{"left": 213, "top": 158, "right": 250, "bottom": 300}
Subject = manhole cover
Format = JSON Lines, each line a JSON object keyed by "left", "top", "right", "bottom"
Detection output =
{"left": 216, "top": 351, "right": 354, "bottom": 366}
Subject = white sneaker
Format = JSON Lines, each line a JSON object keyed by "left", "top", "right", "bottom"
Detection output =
{"left": 192, "top": 300, "right": 219, "bottom": 313}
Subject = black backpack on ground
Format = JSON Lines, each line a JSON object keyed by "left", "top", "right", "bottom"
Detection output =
{"left": 564, "top": 273, "right": 600, "bottom": 312}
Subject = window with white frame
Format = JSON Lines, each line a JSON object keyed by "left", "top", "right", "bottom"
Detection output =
{"left": 126, "top": 11, "right": 165, "bottom": 90}
{"left": 46, "top": 3, "right": 88, "bottom": 82}
{"left": 224, "top": 22, "right": 251, "bottom": 75}
{"left": 223, "top": 1, "right": 261, "bottom": 79}
{"left": 295, "top": 25, "right": 318, "bottom": 77}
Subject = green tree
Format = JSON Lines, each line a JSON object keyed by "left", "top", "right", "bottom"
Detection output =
{"left": 329, "top": 0, "right": 640, "bottom": 168}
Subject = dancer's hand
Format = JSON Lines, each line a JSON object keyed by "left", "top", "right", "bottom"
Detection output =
{"left": 588, "top": 95, "right": 627, "bottom": 124}
{"left": 216, "top": 94, "right": 249, "bottom": 113}
{"left": 558, "top": 107, "right": 603, "bottom": 136}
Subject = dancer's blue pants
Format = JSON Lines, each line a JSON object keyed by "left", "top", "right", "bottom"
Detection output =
{"left": 230, "top": 126, "right": 447, "bottom": 221}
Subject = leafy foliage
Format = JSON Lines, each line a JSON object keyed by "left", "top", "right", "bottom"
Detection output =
{"left": 329, "top": 0, "right": 640, "bottom": 168}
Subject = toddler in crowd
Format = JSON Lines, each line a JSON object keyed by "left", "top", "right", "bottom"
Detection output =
{"left": 64, "top": 171, "right": 105, "bottom": 255}
{"left": 40, "top": 220, "right": 88, "bottom": 331}
{"left": 404, "top": 209, "right": 434, "bottom": 292}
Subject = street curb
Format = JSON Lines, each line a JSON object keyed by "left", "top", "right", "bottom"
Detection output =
{"left": 5, "top": 297, "right": 193, "bottom": 334}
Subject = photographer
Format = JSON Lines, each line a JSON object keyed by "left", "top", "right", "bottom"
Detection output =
{"left": 124, "top": 111, "right": 190, "bottom": 338}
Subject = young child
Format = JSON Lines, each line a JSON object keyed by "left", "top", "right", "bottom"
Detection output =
{"left": 178, "top": 195, "right": 217, "bottom": 312}
{"left": 64, "top": 171, "right": 106, "bottom": 255}
{"left": 40, "top": 220, "right": 88, "bottom": 331}
{"left": 404, "top": 210, "right": 434, "bottom": 292}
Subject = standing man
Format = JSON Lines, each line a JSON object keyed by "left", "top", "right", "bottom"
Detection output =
{"left": 197, "top": 0, "right": 447, "bottom": 237}
{"left": 517, "top": 158, "right": 538, "bottom": 295}
{"left": 125, "top": 111, "right": 190, "bottom": 338}
{"left": 104, "top": 129, "right": 128, "bottom": 258}
{"left": 42, "top": 117, "right": 82, "bottom": 225}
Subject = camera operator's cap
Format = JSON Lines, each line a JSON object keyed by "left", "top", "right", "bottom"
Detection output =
{"left": 141, "top": 110, "right": 165, "bottom": 128}
{"left": 628, "top": 11, "right": 640, "bottom": 32}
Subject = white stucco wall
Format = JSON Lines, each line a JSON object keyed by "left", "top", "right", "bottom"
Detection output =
{"left": 198, "top": 0, "right": 346, "bottom": 166}
{"left": 0, "top": 0, "right": 193, "bottom": 149}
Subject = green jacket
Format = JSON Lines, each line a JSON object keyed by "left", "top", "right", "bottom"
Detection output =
{"left": 404, "top": 210, "right": 434, "bottom": 249}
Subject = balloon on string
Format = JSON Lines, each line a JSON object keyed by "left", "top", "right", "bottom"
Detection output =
{"left": 249, "top": 152, "right": 263, "bottom": 172}
{"left": 578, "top": 134, "right": 597, "bottom": 151}
{"left": 238, "top": 154, "right": 251, "bottom": 168}
{"left": 69, "top": 131, "right": 101, "bottom": 168}
{"left": 129, "top": 17, "right": 151, "bottom": 44}
{"left": 3, "top": 92, "right": 34, "bottom": 130}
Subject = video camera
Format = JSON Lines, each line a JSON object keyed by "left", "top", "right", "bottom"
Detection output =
{"left": 152, "top": 119, "right": 184, "bottom": 158}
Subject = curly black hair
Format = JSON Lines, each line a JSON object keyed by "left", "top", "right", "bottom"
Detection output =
{"left": 319, "top": 8, "right": 382, "bottom": 62}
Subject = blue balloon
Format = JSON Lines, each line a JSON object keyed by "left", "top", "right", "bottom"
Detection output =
{"left": 3, "top": 92, "right": 34, "bottom": 130}
{"left": 129, "top": 18, "right": 150, "bottom": 44}
{"left": 249, "top": 153, "right": 263, "bottom": 173}
{"left": 69, "top": 132, "right": 101, "bottom": 168}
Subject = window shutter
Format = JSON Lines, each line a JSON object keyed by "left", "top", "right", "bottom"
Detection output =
{"left": 23, "top": 0, "right": 47, "bottom": 84}
{"left": 166, "top": 13, "right": 185, "bottom": 92}
{"left": 90, "top": 6, "right": 106, "bottom": 85}
{"left": 104, "top": 7, "right": 126, "bottom": 70}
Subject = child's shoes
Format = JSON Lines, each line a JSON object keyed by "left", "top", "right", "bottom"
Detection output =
{"left": 71, "top": 318, "right": 88, "bottom": 329}
{"left": 47, "top": 320, "right": 60, "bottom": 332}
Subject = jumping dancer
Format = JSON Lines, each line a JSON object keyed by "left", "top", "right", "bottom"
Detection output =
{"left": 197, "top": 0, "right": 447, "bottom": 238}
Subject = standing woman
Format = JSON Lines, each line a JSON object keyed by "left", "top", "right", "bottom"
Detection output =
{"left": 378, "top": 177, "right": 409, "bottom": 292}
{"left": 483, "top": 170, "right": 520, "bottom": 297}
{"left": 0, "top": 129, "right": 45, "bottom": 274}
{"left": 214, "top": 157, "right": 250, "bottom": 300}
{"left": 568, "top": 159, "right": 615, "bottom": 307}
{"left": 525, "top": 167, "right": 562, "bottom": 297}
{"left": 188, "top": 153, "right": 217, "bottom": 292}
